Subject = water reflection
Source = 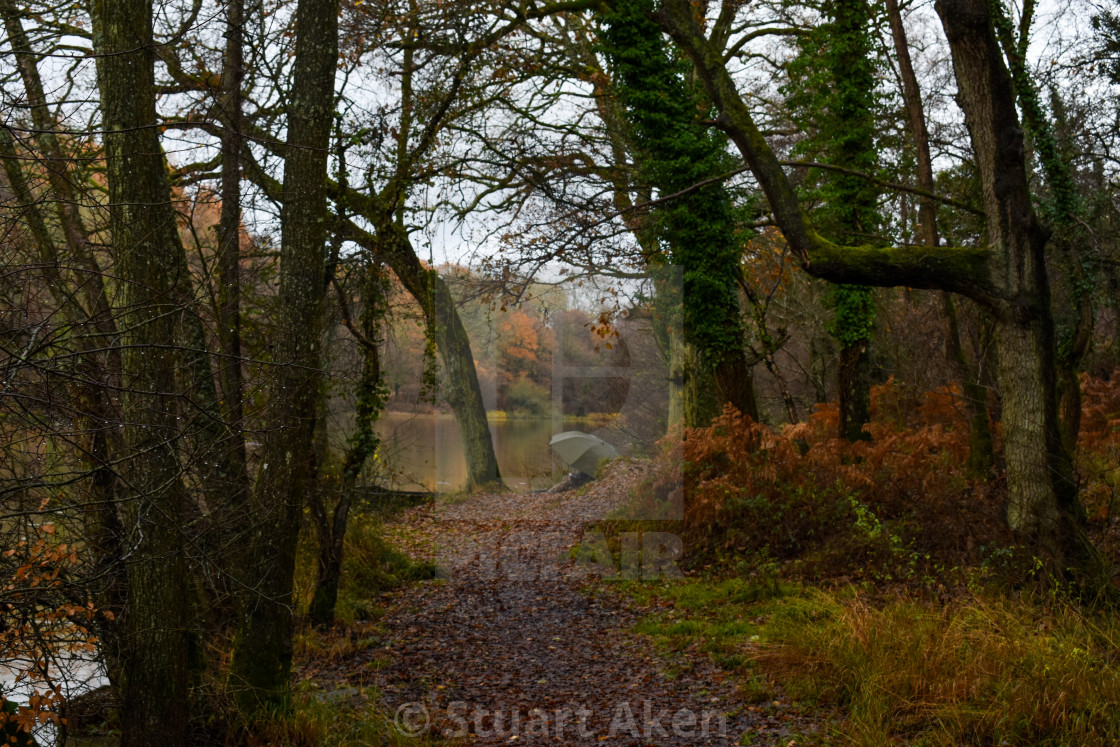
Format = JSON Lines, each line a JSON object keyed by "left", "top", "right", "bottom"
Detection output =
{"left": 374, "top": 414, "right": 591, "bottom": 492}
{"left": 1, "top": 655, "right": 106, "bottom": 745}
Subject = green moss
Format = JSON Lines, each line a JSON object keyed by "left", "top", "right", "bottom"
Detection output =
{"left": 805, "top": 232, "right": 991, "bottom": 292}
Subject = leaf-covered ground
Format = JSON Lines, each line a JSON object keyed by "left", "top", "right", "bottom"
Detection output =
{"left": 300, "top": 460, "right": 828, "bottom": 745}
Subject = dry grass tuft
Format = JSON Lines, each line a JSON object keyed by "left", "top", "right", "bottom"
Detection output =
{"left": 759, "top": 590, "right": 1120, "bottom": 745}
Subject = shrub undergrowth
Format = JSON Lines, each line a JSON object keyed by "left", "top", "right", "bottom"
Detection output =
{"left": 625, "top": 378, "right": 1119, "bottom": 585}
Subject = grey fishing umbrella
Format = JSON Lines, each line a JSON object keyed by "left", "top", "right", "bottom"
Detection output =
{"left": 549, "top": 431, "right": 619, "bottom": 476}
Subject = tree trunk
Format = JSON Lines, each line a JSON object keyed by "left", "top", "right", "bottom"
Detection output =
{"left": 667, "top": 326, "right": 685, "bottom": 431}
{"left": 936, "top": 0, "right": 1105, "bottom": 582}
{"left": 824, "top": 0, "right": 878, "bottom": 441}
{"left": 944, "top": 295, "right": 995, "bottom": 474}
{"left": 886, "top": 0, "right": 993, "bottom": 472}
{"left": 371, "top": 222, "right": 502, "bottom": 489}
{"left": 309, "top": 266, "right": 387, "bottom": 625}
{"left": 89, "top": 0, "right": 191, "bottom": 741}
{"left": 229, "top": 0, "right": 338, "bottom": 711}
{"left": 217, "top": 0, "right": 251, "bottom": 527}
{"left": 239, "top": 138, "right": 505, "bottom": 491}
{"left": 715, "top": 352, "right": 760, "bottom": 423}
{"left": 682, "top": 344, "right": 719, "bottom": 428}
{"left": 838, "top": 340, "right": 872, "bottom": 441}
{"left": 432, "top": 274, "right": 502, "bottom": 488}
{"left": 600, "top": 0, "right": 760, "bottom": 429}
{"left": 197, "top": 0, "right": 252, "bottom": 625}
{"left": 989, "top": 2, "right": 1093, "bottom": 454}
{"left": 307, "top": 515, "right": 345, "bottom": 626}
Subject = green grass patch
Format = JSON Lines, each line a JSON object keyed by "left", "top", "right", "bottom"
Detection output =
{"left": 241, "top": 686, "right": 439, "bottom": 746}
{"left": 620, "top": 574, "right": 1120, "bottom": 746}
{"left": 277, "top": 508, "right": 438, "bottom": 745}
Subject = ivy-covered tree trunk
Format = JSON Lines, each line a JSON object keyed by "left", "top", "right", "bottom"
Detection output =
{"left": 683, "top": 347, "right": 721, "bottom": 427}
{"left": 831, "top": 0, "right": 877, "bottom": 441}
{"left": 786, "top": 0, "right": 880, "bottom": 441}
{"left": 666, "top": 325, "right": 686, "bottom": 429}
{"left": 229, "top": 0, "right": 338, "bottom": 710}
{"left": 600, "top": 0, "right": 758, "bottom": 428}
{"left": 562, "top": 20, "right": 695, "bottom": 433}
{"left": 88, "top": 0, "right": 191, "bottom": 741}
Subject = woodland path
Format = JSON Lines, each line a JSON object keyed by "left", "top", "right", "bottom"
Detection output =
{"left": 305, "top": 460, "right": 822, "bottom": 745}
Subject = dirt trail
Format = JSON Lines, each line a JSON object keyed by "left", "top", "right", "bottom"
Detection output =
{"left": 317, "top": 460, "right": 818, "bottom": 745}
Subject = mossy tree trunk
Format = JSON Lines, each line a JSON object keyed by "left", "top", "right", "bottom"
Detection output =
{"left": 350, "top": 219, "right": 503, "bottom": 490}
{"left": 682, "top": 345, "right": 720, "bottom": 428}
{"left": 89, "top": 0, "right": 191, "bottom": 741}
{"left": 229, "top": 0, "right": 338, "bottom": 711}
{"left": 828, "top": 0, "right": 876, "bottom": 441}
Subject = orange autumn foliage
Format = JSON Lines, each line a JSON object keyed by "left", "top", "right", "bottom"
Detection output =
{"left": 1, "top": 523, "right": 104, "bottom": 743}
{"left": 638, "top": 374, "right": 1120, "bottom": 582}
{"left": 634, "top": 379, "right": 1011, "bottom": 581}
{"left": 1076, "top": 371, "right": 1120, "bottom": 556}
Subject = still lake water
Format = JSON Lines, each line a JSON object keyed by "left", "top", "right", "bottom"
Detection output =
{"left": 374, "top": 412, "right": 592, "bottom": 492}
{"left": 1, "top": 656, "right": 106, "bottom": 745}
